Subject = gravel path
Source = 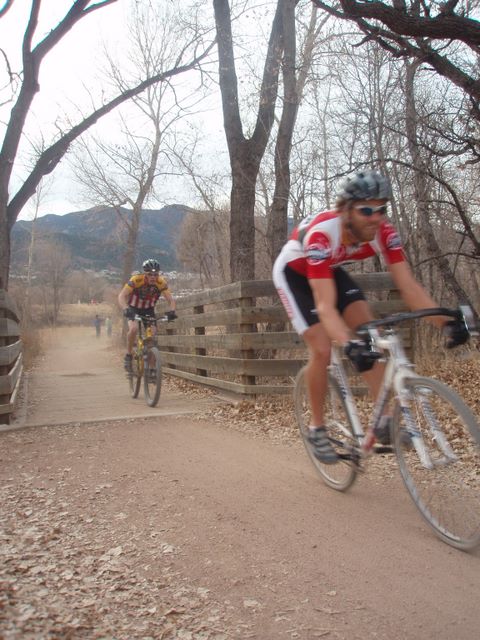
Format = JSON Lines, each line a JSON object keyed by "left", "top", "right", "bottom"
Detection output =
{"left": 1, "top": 327, "right": 479, "bottom": 639}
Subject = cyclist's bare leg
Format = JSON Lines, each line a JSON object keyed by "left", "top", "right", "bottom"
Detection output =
{"left": 302, "top": 323, "right": 332, "bottom": 426}
{"left": 126, "top": 320, "right": 138, "bottom": 354}
{"left": 342, "top": 300, "right": 386, "bottom": 401}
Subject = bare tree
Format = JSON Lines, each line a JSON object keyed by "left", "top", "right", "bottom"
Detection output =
{"left": 213, "top": 0, "right": 284, "bottom": 281}
{"left": 72, "top": 3, "right": 207, "bottom": 284}
{"left": 0, "top": 0, "right": 214, "bottom": 288}
{"left": 23, "top": 176, "right": 52, "bottom": 324}
{"left": 0, "top": 0, "right": 14, "bottom": 19}
{"left": 35, "top": 238, "right": 72, "bottom": 325}
{"left": 266, "top": 0, "right": 298, "bottom": 264}
{"left": 65, "top": 270, "right": 106, "bottom": 305}
{"left": 267, "top": 1, "right": 330, "bottom": 264}
{"left": 177, "top": 207, "right": 230, "bottom": 287}
{"left": 311, "top": 0, "right": 480, "bottom": 136}
{"left": 403, "top": 60, "right": 475, "bottom": 306}
{"left": 166, "top": 129, "right": 231, "bottom": 284}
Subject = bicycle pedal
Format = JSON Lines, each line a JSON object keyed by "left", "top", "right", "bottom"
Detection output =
{"left": 373, "top": 444, "right": 394, "bottom": 455}
{"left": 337, "top": 450, "right": 363, "bottom": 470}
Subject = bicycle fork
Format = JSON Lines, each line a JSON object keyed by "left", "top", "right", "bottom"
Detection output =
{"left": 398, "top": 388, "right": 457, "bottom": 469}
{"left": 418, "top": 393, "right": 458, "bottom": 463}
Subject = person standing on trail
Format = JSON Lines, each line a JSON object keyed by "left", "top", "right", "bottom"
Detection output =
{"left": 94, "top": 314, "right": 102, "bottom": 338}
{"left": 118, "top": 258, "right": 177, "bottom": 373}
{"left": 272, "top": 169, "right": 469, "bottom": 464}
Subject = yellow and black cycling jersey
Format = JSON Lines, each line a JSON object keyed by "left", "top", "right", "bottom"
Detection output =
{"left": 122, "top": 273, "right": 171, "bottom": 310}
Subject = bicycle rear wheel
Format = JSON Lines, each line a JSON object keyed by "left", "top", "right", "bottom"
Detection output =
{"left": 143, "top": 346, "right": 162, "bottom": 407}
{"left": 294, "top": 366, "right": 358, "bottom": 491}
{"left": 129, "top": 352, "right": 142, "bottom": 398}
{"left": 393, "top": 376, "right": 480, "bottom": 550}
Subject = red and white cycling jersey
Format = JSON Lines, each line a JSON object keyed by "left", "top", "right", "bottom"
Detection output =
{"left": 122, "top": 273, "right": 171, "bottom": 310}
{"left": 277, "top": 209, "right": 405, "bottom": 278}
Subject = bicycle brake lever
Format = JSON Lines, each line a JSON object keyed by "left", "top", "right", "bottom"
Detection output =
{"left": 459, "top": 305, "right": 479, "bottom": 336}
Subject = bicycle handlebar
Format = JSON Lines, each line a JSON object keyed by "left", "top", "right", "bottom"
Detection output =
{"left": 133, "top": 314, "right": 171, "bottom": 324}
{"left": 356, "top": 306, "right": 478, "bottom": 336}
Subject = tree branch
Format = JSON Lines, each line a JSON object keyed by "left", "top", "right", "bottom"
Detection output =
{"left": 0, "top": 0, "right": 15, "bottom": 19}
{"left": 312, "top": 0, "right": 480, "bottom": 47}
{"left": 7, "top": 41, "right": 215, "bottom": 229}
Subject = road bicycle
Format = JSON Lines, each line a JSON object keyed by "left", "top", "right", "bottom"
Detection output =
{"left": 294, "top": 306, "right": 480, "bottom": 551}
{"left": 129, "top": 314, "right": 170, "bottom": 407}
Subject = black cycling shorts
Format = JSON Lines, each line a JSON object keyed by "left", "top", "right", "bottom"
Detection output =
{"left": 281, "top": 265, "right": 366, "bottom": 332}
{"left": 128, "top": 306, "right": 155, "bottom": 318}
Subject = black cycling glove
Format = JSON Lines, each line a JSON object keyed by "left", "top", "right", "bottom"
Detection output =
{"left": 166, "top": 310, "right": 178, "bottom": 322}
{"left": 443, "top": 319, "right": 469, "bottom": 349}
{"left": 123, "top": 307, "right": 136, "bottom": 321}
{"left": 345, "top": 339, "right": 381, "bottom": 373}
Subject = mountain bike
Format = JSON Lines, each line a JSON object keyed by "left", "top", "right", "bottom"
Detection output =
{"left": 129, "top": 314, "right": 170, "bottom": 407}
{"left": 294, "top": 307, "right": 480, "bottom": 551}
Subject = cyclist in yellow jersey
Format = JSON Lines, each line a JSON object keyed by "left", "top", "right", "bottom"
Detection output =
{"left": 118, "top": 258, "right": 177, "bottom": 372}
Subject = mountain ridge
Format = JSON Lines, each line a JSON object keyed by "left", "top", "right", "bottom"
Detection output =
{"left": 11, "top": 204, "right": 191, "bottom": 274}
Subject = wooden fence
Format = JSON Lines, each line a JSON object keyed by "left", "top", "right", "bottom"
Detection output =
{"left": 156, "top": 272, "right": 409, "bottom": 396}
{"left": 0, "top": 290, "right": 23, "bottom": 424}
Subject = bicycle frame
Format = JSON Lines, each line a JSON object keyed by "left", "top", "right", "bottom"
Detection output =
{"left": 298, "top": 306, "right": 480, "bottom": 549}
{"left": 327, "top": 337, "right": 409, "bottom": 451}
{"left": 329, "top": 306, "right": 477, "bottom": 467}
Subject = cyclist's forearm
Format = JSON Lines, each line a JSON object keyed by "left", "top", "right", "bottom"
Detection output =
{"left": 118, "top": 289, "right": 130, "bottom": 310}
{"left": 163, "top": 291, "right": 176, "bottom": 310}
{"left": 390, "top": 261, "right": 449, "bottom": 328}
{"left": 400, "top": 282, "right": 447, "bottom": 328}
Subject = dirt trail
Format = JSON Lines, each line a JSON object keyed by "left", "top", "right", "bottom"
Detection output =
{"left": 18, "top": 326, "right": 218, "bottom": 427}
{"left": 1, "top": 327, "right": 479, "bottom": 639}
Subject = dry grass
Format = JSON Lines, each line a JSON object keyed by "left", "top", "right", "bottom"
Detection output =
{"left": 19, "top": 326, "right": 43, "bottom": 370}
{"left": 58, "top": 303, "right": 118, "bottom": 326}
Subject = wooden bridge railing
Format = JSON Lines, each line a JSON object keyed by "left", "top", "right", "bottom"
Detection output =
{"left": 156, "top": 272, "right": 409, "bottom": 396}
{"left": 0, "top": 290, "right": 23, "bottom": 423}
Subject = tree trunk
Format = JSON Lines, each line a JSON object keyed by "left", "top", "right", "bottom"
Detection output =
{"left": 267, "top": 0, "right": 298, "bottom": 265}
{"left": 121, "top": 210, "right": 141, "bottom": 285}
{"left": 0, "top": 209, "right": 10, "bottom": 289}
{"left": 214, "top": 0, "right": 284, "bottom": 282}
{"left": 230, "top": 150, "right": 261, "bottom": 281}
{"left": 405, "top": 61, "right": 471, "bottom": 305}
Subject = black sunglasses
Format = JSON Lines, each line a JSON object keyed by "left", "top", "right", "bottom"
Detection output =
{"left": 353, "top": 204, "right": 387, "bottom": 217}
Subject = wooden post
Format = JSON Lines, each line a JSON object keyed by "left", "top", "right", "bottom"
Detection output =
{"left": 0, "top": 290, "right": 22, "bottom": 424}
{"left": 194, "top": 304, "right": 207, "bottom": 377}
{"left": 238, "top": 294, "right": 256, "bottom": 388}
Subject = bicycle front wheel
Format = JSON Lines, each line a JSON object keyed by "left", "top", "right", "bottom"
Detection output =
{"left": 129, "top": 352, "right": 142, "bottom": 398}
{"left": 393, "top": 376, "right": 480, "bottom": 550}
{"left": 144, "top": 347, "right": 162, "bottom": 407}
{"left": 294, "top": 366, "right": 358, "bottom": 491}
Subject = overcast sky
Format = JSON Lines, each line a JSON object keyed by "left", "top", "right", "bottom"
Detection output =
{"left": 0, "top": 1, "right": 228, "bottom": 221}
{"left": 0, "top": 1, "right": 126, "bottom": 219}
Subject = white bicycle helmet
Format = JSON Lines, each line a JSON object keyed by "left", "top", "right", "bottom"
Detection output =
{"left": 338, "top": 170, "right": 392, "bottom": 201}
{"left": 142, "top": 258, "right": 161, "bottom": 273}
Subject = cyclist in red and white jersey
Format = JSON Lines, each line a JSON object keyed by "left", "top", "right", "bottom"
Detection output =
{"left": 273, "top": 170, "right": 469, "bottom": 463}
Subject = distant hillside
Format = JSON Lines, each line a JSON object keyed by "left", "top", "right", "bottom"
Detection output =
{"left": 11, "top": 205, "right": 192, "bottom": 274}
